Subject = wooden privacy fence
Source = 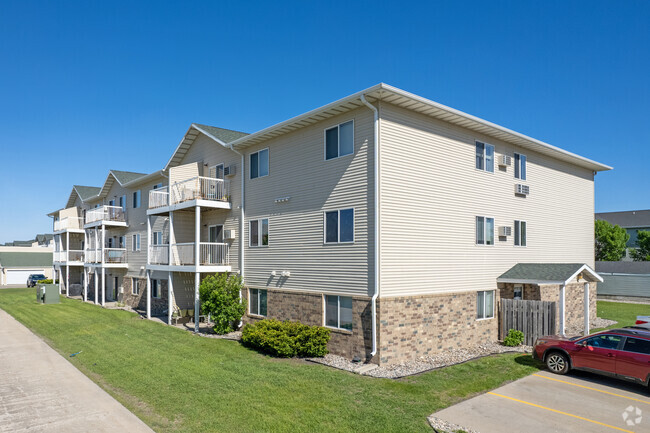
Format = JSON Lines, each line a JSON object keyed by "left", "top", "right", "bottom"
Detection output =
{"left": 500, "top": 299, "right": 556, "bottom": 346}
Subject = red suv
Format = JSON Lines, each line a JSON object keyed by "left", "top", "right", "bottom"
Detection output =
{"left": 533, "top": 328, "right": 650, "bottom": 388}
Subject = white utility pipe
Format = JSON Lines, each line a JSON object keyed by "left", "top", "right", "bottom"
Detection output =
{"left": 360, "top": 94, "right": 379, "bottom": 359}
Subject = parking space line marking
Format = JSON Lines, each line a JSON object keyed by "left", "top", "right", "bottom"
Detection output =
{"left": 533, "top": 374, "right": 650, "bottom": 405}
{"left": 487, "top": 392, "right": 634, "bottom": 433}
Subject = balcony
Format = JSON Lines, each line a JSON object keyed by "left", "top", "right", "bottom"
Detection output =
{"left": 84, "top": 248, "right": 128, "bottom": 266}
{"left": 104, "top": 248, "right": 127, "bottom": 264}
{"left": 150, "top": 244, "right": 169, "bottom": 265}
{"left": 147, "top": 177, "right": 230, "bottom": 214}
{"left": 148, "top": 242, "right": 229, "bottom": 271}
{"left": 54, "top": 217, "right": 84, "bottom": 232}
{"left": 85, "top": 206, "right": 127, "bottom": 227}
{"left": 53, "top": 250, "right": 84, "bottom": 264}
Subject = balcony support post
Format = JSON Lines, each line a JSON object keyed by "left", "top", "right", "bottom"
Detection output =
{"left": 194, "top": 206, "right": 200, "bottom": 333}
{"left": 169, "top": 212, "right": 175, "bottom": 266}
{"left": 82, "top": 267, "right": 87, "bottom": 302}
{"left": 101, "top": 266, "right": 105, "bottom": 307}
{"left": 147, "top": 215, "right": 151, "bottom": 266}
{"left": 146, "top": 270, "right": 151, "bottom": 319}
{"left": 94, "top": 267, "right": 98, "bottom": 304}
{"left": 168, "top": 271, "right": 173, "bottom": 325}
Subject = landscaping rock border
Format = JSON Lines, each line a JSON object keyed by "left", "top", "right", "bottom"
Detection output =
{"left": 428, "top": 415, "right": 480, "bottom": 433}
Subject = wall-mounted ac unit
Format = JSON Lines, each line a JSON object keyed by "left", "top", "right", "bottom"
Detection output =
{"left": 224, "top": 229, "right": 236, "bottom": 240}
{"left": 499, "top": 155, "right": 512, "bottom": 166}
{"left": 224, "top": 164, "right": 236, "bottom": 177}
{"left": 499, "top": 226, "right": 512, "bottom": 237}
{"left": 515, "top": 184, "right": 530, "bottom": 195}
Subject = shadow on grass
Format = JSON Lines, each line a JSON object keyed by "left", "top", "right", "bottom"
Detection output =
{"left": 513, "top": 353, "right": 545, "bottom": 370}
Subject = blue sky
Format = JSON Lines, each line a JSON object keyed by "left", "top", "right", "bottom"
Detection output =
{"left": 0, "top": 1, "right": 648, "bottom": 243}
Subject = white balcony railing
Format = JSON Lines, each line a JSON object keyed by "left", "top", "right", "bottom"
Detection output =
{"left": 54, "top": 250, "right": 84, "bottom": 263}
{"left": 104, "top": 248, "right": 127, "bottom": 264}
{"left": 85, "top": 206, "right": 126, "bottom": 225}
{"left": 54, "top": 217, "right": 83, "bottom": 231}
{"left": 149, "top": 186, "right": 169, "bottom": 209}
{"left": 85, "top": 249, "right": 100, "bottom": 263}
{"left": 169, "top": 242, "right": 229, "bottom": 266}
{"left": 149, "top": 245, "right": 169, "bottom": 265}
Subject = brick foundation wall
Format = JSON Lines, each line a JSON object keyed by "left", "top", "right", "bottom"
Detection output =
{"left": 379, "top": 291, "right": 499, "bottom": 365}
{"left": 242, "top": 288, "right": 377, "bottom": 362}
{"left": 122, "top": 277, "right": 146, "bottom": 310}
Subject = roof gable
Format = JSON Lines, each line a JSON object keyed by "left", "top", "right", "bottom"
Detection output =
{"left": 498, "top": 263, "right": 603, "bottom": 284}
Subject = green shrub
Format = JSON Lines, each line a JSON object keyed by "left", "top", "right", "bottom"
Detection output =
{"left": 199, "top": 274, "right": 246, "bottom": 334}
{"left": 39, "top": 279, "right": 54, "bottom": 284}
{"left": 241, "top": 319, "right": 331, "bottom": 357}
{"left": 503, "top": 329, "right": 525, "bottom": 347}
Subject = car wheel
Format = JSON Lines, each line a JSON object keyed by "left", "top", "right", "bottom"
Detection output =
{"left": 546, "top": 351, "right": 570, "bottom": 375}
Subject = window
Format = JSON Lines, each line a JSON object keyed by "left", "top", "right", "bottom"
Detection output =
{"left": 325, "top": 295, "right": 353, "bottom": 330}
{"left": 514, "top": 220, "right": 527, "bottom": 246}
{"left": 209, "top": 164, "right": 225, "bottom": 180}
{"left": 623, "top": 337, "right": 650, "bottom": 355}
{"left": 132, "top": 234, "right": 141, "bottom": 252}
{"left": 132, "top": 277, "right": 139, "bottom": 295}
{"left": 152, "top": 231, "right": 163, "bottom": 245}
{"left": 250, "top": 149, "right": 269, "bottom": 179}
{"left": 118, "top": 236, "right": 125, "bottom": 248}
{"left": 153, "top": 183, "right": 163, "bottom": 190}
{"left": 249, "top": 219, "right": 269, "bottom": 247}
{"left": 249, "top": 289, "right": 267, "bottom": 316}
{"left": 109, "top": 199, "right": 115, "bottom": 206}
{"left": 477, "top": 290, "right": 495, "bottom": 319}
{"left": 133, "top": 190, "right": 141, "bottom": 208}
{"left": 514, "top": 153, "right": 527, "bottom": 180}
{"left": 107, "top": 237, "right": 113, "bottom": 248}
{"left": 514, "top": 284, "right": 523, "bottom": 300}
{"left": 152, "top": 279, "right": 160, "bottom": 298}
{"left": 475, "top": 141, "right": 494, "bottom": 172}
{"left": 325, "top": 208, "right": 354, "bottom": 243}
{"left": 476, "top": 216, "right": 495, "bottom": 245}
{"left": 583, "top": 335, "right": 622, "bottom": 350}
{"left": 119, "top": 195, "right": 126, "bottom": 211}
{"left": 325, "top": 120, "right": 354, "bottom": 160}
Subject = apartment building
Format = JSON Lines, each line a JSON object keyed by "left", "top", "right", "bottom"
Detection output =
{"left": 50, "top": 84, "right": 610, "bottom": 365}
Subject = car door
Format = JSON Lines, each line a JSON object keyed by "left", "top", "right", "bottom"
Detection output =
{"left": 571, "top": 334, "right": 622, "bottom": 374}
{"left": 616, "top": 337, "right": 650, "bottom": 383}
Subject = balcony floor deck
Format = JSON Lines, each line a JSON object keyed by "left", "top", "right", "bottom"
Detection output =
{"left": 147, "top": 199, "right": 231, "bottom": 215}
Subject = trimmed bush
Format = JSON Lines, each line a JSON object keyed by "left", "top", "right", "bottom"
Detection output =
{"left": 39, "top": 279, "right": 54, "bottom": 284}
{"left": 503, "top": 329, "right": 525, "bottom": 347}
{"left": 199, "top": 274, "right": 246, "bottom": 334}
{"left": 241, "top": 319, "right": 331, "bottom": 358}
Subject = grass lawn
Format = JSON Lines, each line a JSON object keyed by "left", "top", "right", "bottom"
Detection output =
{"left": 597, "top": 299, "right": 650, "bottom": 329}
{"left": 0, "top": 288, "right": 541, "bottom": 433}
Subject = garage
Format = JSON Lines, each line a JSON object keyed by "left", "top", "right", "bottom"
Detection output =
{"left": 5, "top": 270, "right": 34, "bottom": 285}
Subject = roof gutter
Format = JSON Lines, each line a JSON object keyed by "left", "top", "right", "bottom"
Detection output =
{"left": 360, "top": 94, "right": 379, "bottom": 359}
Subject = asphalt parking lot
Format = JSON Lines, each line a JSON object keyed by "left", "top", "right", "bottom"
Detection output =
{"left": 433, "top": 369, "right": 650, "bottom": 433}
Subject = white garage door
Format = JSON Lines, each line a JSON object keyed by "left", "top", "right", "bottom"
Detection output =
{"left": 6, "top": 270, "right": 35, "bottom": 285}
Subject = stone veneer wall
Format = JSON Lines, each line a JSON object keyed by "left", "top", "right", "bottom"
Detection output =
{"left": 242, "top": 288, "right": 377, "bottom": 362}
{"left": 121, "top": 278, "right": 169, "bottom": 315}
{"left": 378, "top": 290, "right": 499, "bottom": 365}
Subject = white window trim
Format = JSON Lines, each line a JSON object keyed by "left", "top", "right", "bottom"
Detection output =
{"left": 475, "top": 141, "right": 495, "bottom": 173}
{"left": 323, "top": 208, "right": 355, "bottom": 244}
{"left": 132, "top": 277, "right": 139, "bottom": 295}
{"left": 323, "top": 294, "right": 353, "bottom": 331}
{"left": 248, "top": 218, "right": 269, "bottom": 247}
{"left": 514, "top": 152, "right": 527, "bottom": 180}
{"left": 249, "top": 288, "right": 267, "bottom": 317}
{"left": 514, "top": 220, "right": 527, "bottom": 247}
{"left": 210, "top": 163, "right": 225, "bottom": 179}
{"left": 152, "top": 231, "right": 162, "bottom": 246}
{"left": 132, "top": 234, "right": 141, "bottom": 252}
{"left": 514, "top": 284, "right": 524, "bottom": 300}
{"left": 324, "top": 120, "right": 355, "bottom": 161}
{"left": 475, "top": 216, "right": 495, "bottom": 246}
{"left": 476, "top": 290, "right": 495, "bottom": 320}
{"left": 249, "top": 148, "right": 269, "bottom": 180}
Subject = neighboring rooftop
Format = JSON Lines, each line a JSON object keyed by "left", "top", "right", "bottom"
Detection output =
{"left": 0, "top": 250, "right": 53, "bottom": 267}
{"left": 596, "top": 210, "right": 650, "bottom": 228}
{"left": 497, "top": 263, "right": 602, "bottom": 284}
{"left": 596, "top": 261, "right": 650, "bottom": 275}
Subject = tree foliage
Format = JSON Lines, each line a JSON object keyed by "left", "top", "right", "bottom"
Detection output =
{"left": 630, "top": 230, "right": 650, "bottom": 261}
{"left": 199, "top": 273, "right": 246, "bottom": 334}
{"left": 595, "top": 220, "right": 629, "bottom": 261}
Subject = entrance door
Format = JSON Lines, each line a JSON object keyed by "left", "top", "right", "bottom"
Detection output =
{"left": 113, "top": 276, "right": 119, "bottom": 301}
{"left": 207, "top": 225, "right": 224, "bottom": 264}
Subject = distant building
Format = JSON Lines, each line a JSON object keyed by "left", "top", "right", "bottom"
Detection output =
{"left": 0, "top": 247, "right": 54, "bottom": 286}
{"left": 596, "top": 209, "right": 650, "bottom": 260}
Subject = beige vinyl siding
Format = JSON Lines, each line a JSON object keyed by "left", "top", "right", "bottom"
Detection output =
{"left": 378, "top": 102, "right": 595, "bottom": 298}
{"left": 173, "top": 133, "right": 242, "bottom": 272}
{"left": 169, "top": 162, "right": 200, "bottom": 185}
{"left": 243, "top": 107, "right": 375, "bottom": 297}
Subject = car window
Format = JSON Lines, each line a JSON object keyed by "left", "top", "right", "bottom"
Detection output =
{"left": 584, "top": 335, "right": 622, "bottom": 350}
{"left": 623, "top": 337, "right": 650, "bottom": 355}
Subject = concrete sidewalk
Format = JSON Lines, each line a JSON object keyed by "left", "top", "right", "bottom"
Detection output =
{"left": 0, "top": 308, "right": 153, "bottom": 433}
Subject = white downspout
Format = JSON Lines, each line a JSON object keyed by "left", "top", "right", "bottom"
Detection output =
{"left": 229, "top": 145, "right": 246, "bottom": 327}
{"left": 360, "top": 94, "right": 379, "bottom": 359}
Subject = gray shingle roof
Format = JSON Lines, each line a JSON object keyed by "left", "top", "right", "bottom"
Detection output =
{"left": 596, "top": 261, "right": 650, "bottom": 275}
{"left": 193, "top": 124, "right": 249, "bottom": 144}
{"left": 0, "top": 251, "right": 53, "bottom": 267}
{"left": 596, "top": 210, "right": 650, "bottom": 228}
{"left": 498, "top": 263, "right": 587, "bottom": 282}
{"left": 73, "top": 185, "right": 101, "bottom": 201}
{"left": 110, "top": 170, "right": 148, "bottom": 185}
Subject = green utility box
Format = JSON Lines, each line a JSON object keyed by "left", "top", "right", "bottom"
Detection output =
{"left": 36, "top": 284, "right": 60, "bottom": 304}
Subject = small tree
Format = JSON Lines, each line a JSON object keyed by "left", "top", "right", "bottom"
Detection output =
{"left": 630, "top": 230, "right": 650, "bottom": 261}
{"left": 595, "top": 220, "right": 629, "bottom": 261}
{"left": 199, "top": 273, "right": 246, "bottom": 334}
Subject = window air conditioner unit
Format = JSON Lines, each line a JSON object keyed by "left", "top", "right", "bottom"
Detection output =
{"left": 224, "top": 229, "right": 236, "bottom": 240}
{"left": 499, "top": 226, "right": 512, "bottom": 237}
{"left": 224, "top": 164, "right": 236, "bottom": 177}
{"left": 515, "top": 184, "right": 530, "bottom": 196}
{"left": 499, "top": 155, "right": 512, "bottom": 166}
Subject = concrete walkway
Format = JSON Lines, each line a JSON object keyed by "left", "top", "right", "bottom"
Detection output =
{"left": 0, "top": 308, "right": 154, "bottom": 433}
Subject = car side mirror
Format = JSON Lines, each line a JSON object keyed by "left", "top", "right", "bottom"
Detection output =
{"left": 576, "top": 340, "right": 587, "bottom": 347}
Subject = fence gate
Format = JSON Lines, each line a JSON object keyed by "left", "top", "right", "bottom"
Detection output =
{"left": 500, "top": 299, "right": 556, "bottom": 346}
